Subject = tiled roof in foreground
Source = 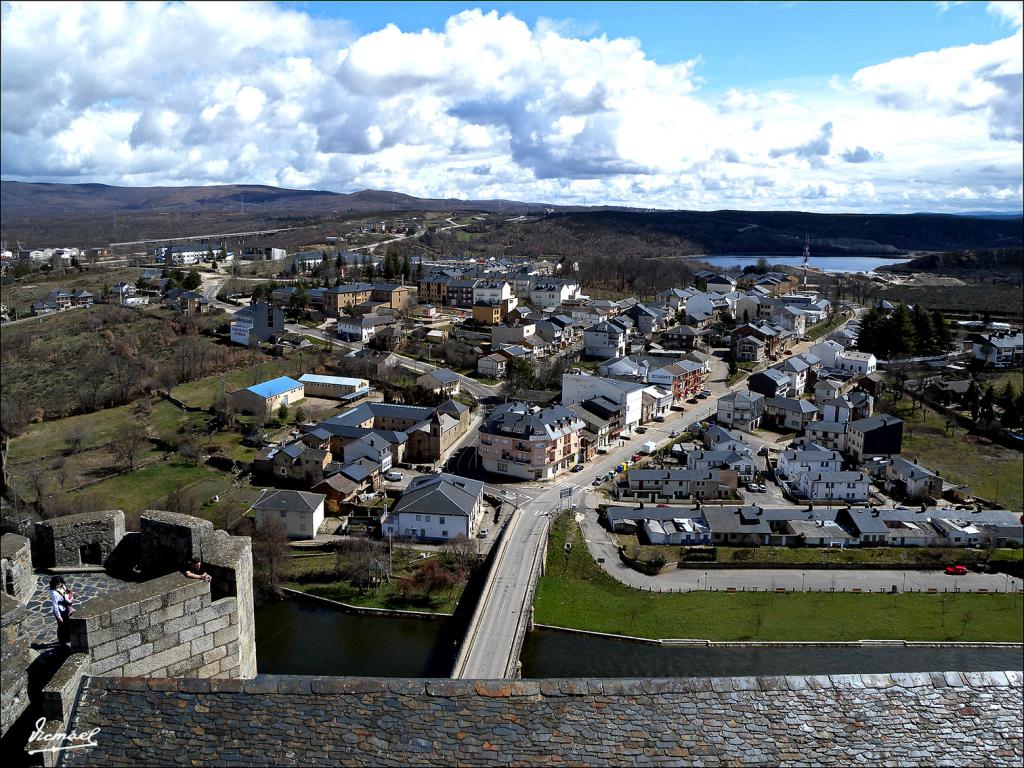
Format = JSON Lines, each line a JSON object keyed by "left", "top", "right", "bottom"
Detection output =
{"left": 63, "top": 671, "right": 1022, "bottom": 767}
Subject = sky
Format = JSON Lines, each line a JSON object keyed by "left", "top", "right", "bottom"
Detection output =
{"left": 1, "top": 1, "right": 1022, "bottom": 212}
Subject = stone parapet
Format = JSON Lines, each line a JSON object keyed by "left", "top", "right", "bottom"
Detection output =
{"left": 32, "top": 510, "right": 125, "bottom": 569}
{"left": 67, "top": 572, "right": 240, "bottom": 679}
{"left": 0, "top": 590, "right": 31, "bottom": 737}
{"left": 42, "top": 653, "right": 90, "bottom": 723}
{"left": 1, "top": 533, "right": 34, "bottom": 604}
{"left": 60, "top": 671, "right": 1024, "bottom": 767}
{"left": 139, "top": 510, "right": 214, "bottom": 577}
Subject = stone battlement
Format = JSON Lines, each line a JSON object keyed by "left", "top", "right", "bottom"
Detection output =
{"left": 60, "top": 671, "right": 1023, "bottom": 766}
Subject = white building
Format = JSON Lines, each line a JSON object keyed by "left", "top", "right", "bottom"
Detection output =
{"left": 583, "top": 321, "right": 627, "bottom": 360}
{"left": 383, "top": 473, "right": 485, "bottom": 542}
{"left": 297, "top": 374, "right": 369, "bottom": 399}
{"left": 250, "top": 489, "right": 325, "bottom": 540}
{"left": 562, "top": 374, "right": 645, "bottom": 433}
{"left": 836, "top": 350, "right": 877, "bottom": 375}
{"left": 794, "top": 471, "right": 870, "bottom": 503}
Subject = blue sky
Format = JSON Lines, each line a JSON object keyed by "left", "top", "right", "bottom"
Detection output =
{"left": 2, "top": 1, "right": 1022, "bottom": 212}
{"left": 287, "top": 1, "right": 1017, "bottom": 89}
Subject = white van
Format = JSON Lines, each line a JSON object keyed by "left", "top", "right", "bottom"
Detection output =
{"left": 385, "top": 470, "right": 403, "bottom": 482}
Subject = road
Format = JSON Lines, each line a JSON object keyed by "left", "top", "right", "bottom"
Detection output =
{"left": 575, "top": 506, "right": 1022, "bottom": 594}
{"left": 109, "top": 226, "right": 299, "bottom": 247}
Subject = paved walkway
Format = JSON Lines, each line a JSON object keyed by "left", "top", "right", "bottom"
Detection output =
{"left": 23, "top": 573, "right": 130, "bottom": 648}
{"left": 576, "top": 501, "right": 1023, "bottom": 595}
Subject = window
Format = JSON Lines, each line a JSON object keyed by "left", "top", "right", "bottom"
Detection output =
{"left": 439, "top": 517, "right": 446, "bottom": 524}
{"left": 415, "top": 514, "right": 422, "bottom": 521}
{"left": 497, "top": 462, "right": 508, "bottom": 472}
{"left": 425, "top": 515, "right": 431, "bottom": 522}
{"left": 280, "top": 511, "right": 287, "bottom": 518}
{"left": 442, "top": 531, "right": 448, "bottom": 538}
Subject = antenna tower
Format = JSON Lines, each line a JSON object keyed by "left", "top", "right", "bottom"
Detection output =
{"left": 802, "top": 235, "right": 810, "bottom": 288}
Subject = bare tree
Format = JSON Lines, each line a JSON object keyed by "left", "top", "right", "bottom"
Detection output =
{"left": 110, "top": 423, "right": 149, "bottom": 471}
{"left": 253, "top": 518, "right": 290, "bottom": 593}
{"left": 177, "top": 434, "right": 202, "bottom": 466}
{"left": 65, "top": 426, "right": 86, "bottom": 455}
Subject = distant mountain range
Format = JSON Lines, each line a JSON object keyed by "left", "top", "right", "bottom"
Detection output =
{"left": 0, "top": 180, "right": 564, "bottom": 217}
{"left": 1, "top": 180, "right": 1020, "bottom": 253}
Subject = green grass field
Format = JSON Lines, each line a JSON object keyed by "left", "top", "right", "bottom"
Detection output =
{"left": 886, "top": 397, "right": 1023, "bottom": 512}
{"left": 534, "top": 514, "right": 1024, "bottom": 642}
{"left": 67, "top": 460, "right": 226, "bottom": 514}
{"left": 284, "top": 551, "right": 466, "bottom": 614}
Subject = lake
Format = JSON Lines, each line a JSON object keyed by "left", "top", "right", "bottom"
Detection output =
{"left": 693, "top": 255, "right": 912, "bottom": 273}
{"left": 255, "top": 601, "right": 1022, "bottom": 679}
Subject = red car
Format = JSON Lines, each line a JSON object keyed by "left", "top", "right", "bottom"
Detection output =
{"left": 944, "top": 565, "right": 968, "bottom": 576}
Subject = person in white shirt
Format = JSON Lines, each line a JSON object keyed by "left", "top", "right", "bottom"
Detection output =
{"left": 49, "top": 575, "right": 73, "bottom": 646}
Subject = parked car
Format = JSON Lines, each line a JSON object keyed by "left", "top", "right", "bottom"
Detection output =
{"left": 592, "top": 478, "right": 603, "bottom": 486}
{"left": 944, "top": 564, "right": 968, "bottom": 575}
{"left": 385, "top": 470, "right": 403, "bottom": 482}
{"left": 669, "top": 430, "right": 679, "bottom": 438}
{"left": 654, "top": 416, "right": 666, "bottom": 423}
{"left": 477, "top": 528, "right": 490, "bottom": 539}
{"left": 635, "top": 426, "right": 647, "bottom": 434}
{"left": 571, "top": 464, "right": 585, "bottom": 472}
{"left": 757, "top": 446, "right": 769, "bottom": 456}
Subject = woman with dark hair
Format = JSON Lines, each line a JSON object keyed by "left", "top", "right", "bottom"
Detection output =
{"left": 49, "top": 576, "right": 73, "bottom": 646}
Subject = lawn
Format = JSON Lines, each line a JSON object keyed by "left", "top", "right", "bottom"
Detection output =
{"left": 885, "top": 396, "right": 1023, "bottom": 512}
{"left": 534, "top": 514, "right": 1024, "bottom": 642}
{"left": 67, "top": 459, "right": 227, "bottom": 515}
{"left": 284, "top": 550, "right": 466, "bottom": 614}
{"left": 805, "top": 314, "right": 845, "bottom": 341}
{"left": 8, "top": 403, "right": 137, "bottom": 463}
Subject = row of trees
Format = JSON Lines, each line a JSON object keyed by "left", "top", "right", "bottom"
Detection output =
{"left": 856, "top": 304, "right": 953, "bottom": 359}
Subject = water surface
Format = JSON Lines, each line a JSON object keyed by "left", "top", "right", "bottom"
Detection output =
{"left": 520, "top": 627, "right": 1023, "bottom": 678}
{"left": 694, "top": 254, "right": 912, "bottom": 273}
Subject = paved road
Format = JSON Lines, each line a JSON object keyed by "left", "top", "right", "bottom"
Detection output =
{"left": 576, "top": 502, "right": 1023, "bottom": 594}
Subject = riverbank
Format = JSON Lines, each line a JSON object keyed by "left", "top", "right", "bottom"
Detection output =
{"left": 533, "top": 513, "right": 1024, "bottom": 642}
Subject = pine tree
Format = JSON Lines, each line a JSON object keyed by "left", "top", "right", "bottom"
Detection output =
{"left": 911, "top": 305, "right": 935, "bottom": 355}
{"left": 856, "top": 307, "right": 883, "bottom": 356}
{"left": 931, "top": 309, "right": 952, "bottom": 352}
{"left": 965, "top": 380, "right": 981, "bottom": 421}
{"left": 979, "top": 385, "right": 996, "bottom": 423}
{"left": 402, "top": 254, "right": 412, "bottom": 282}
{"left": 885, "top": 303, "right": 916, "bottom": 359}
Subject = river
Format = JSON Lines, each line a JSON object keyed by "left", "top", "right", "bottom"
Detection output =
{"left": 255, "top": 601, "right": 1021, "bottom": 678}
{"left": 692, "top": 255, "right": 912, "bottom": 273}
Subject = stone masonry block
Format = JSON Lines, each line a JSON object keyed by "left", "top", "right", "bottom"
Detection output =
{"left": 128, "top": 643, "right": 155, "bottom": 663}
{"left": 190, "top": 635, "right": 215, "bottom": 655}
{"left": 213, "top": 626, "right": 238, "bottom": 647}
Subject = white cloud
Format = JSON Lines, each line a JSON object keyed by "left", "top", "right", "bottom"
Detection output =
{"left": 0, "top": 1, "right": 1021, "bottom": 213}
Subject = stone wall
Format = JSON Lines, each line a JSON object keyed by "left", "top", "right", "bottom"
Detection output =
{"left": 60, "top": 671, "right": 1023, "bottom": 767}
{"left": 139, "top": 510, "right": 213, "bottom": 577}
{"left": 1, "top": 533, "right": 34, "bottom": 604}
{"left": 68, "top": 572, "right": 242, "bottom": 679}
{"left": 32, "top": 510, "right": 125, "bottom": 569}
{"left": 0, "top": 591, "right": 31, "bottom": 737}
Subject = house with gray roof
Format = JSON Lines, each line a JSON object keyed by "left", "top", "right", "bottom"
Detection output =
{"left": 249, "top": 489, "right": 326, "bottom": 540}
{"left": 715, "top": 390, "right": 765, "bottom": 432}
{"left": 763, "top": 396, "right": 819, "bottom": 431}
{"left": 383, "top": 473, "right": 485, "bottom": 542}
{"left": 883, "top": 456, "right": 944, "bottom": 502}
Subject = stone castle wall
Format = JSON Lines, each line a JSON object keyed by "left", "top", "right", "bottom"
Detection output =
{"left": 1, "top": 533, "right": 34, "bottom": 604}
{"left": 68, "top": 572, "right": 242, "bottom": 679}
{"left": 33, "top": 510, "right": 125, "bottom": 569}
{"left": 0, "top": 592, "right": 31, "bottom": 737}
